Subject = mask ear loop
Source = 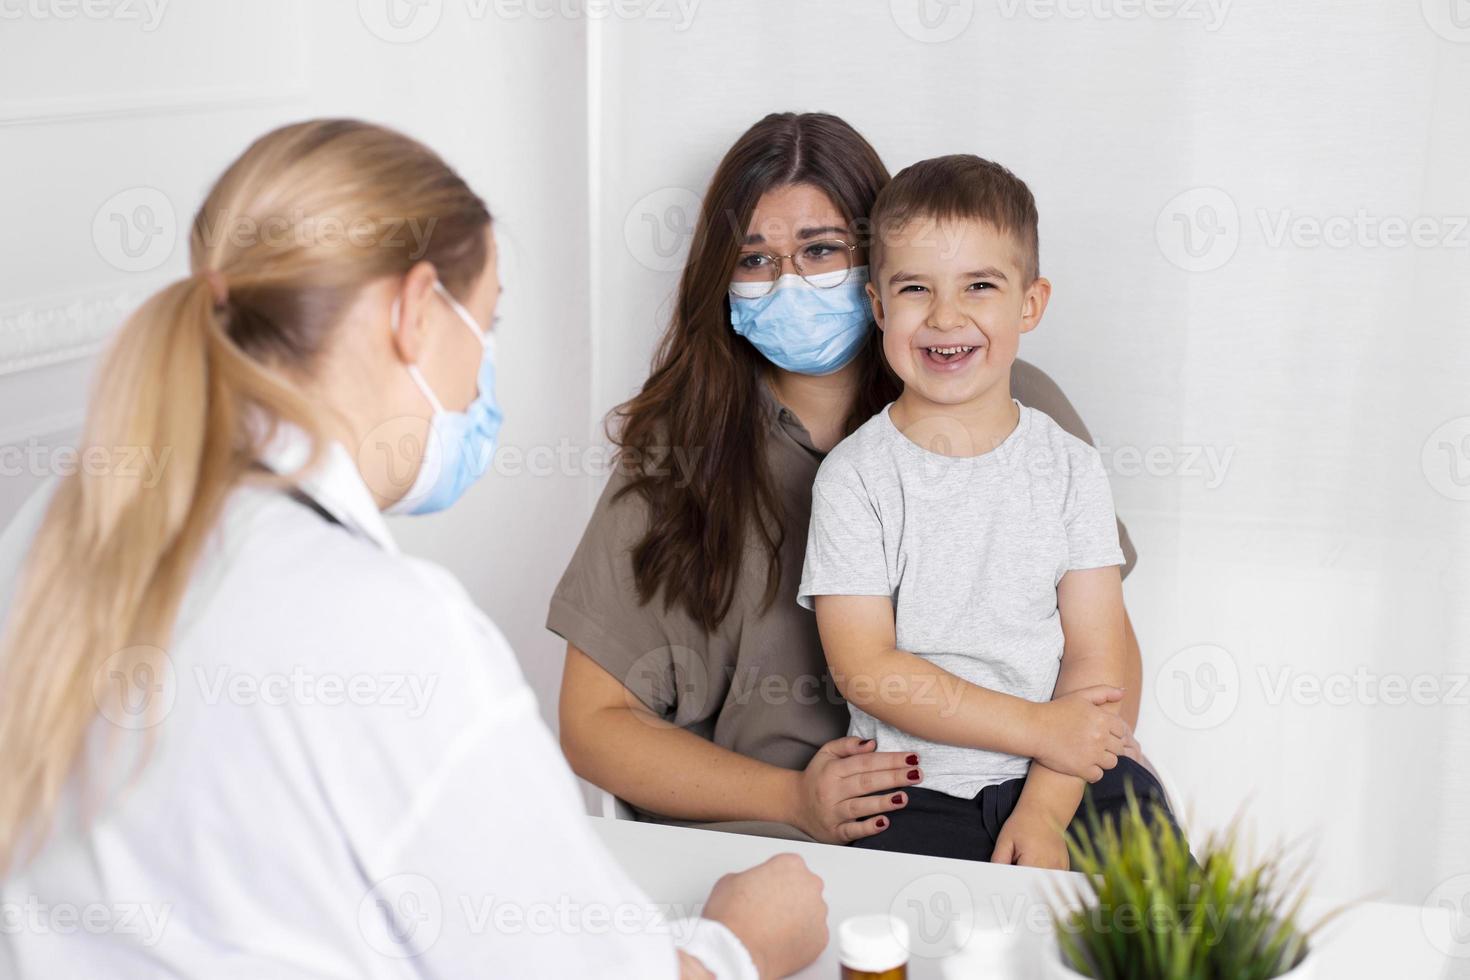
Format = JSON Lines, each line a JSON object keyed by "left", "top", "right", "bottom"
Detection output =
{"left": 433, "top": 281, "right": 492, "bottom": 351}
{"left": 390, "top": 296, "right": 448, "bottom": 416}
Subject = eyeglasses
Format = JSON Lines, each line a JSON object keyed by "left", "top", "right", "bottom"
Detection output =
{"left": 731, "top": 238, "right": 859, "bottom": 297}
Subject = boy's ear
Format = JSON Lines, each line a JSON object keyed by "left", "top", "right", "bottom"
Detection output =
{"left": 866, "top": 280, "right": 885, "bottom": 330}
{"left": 1019, "top": 276, "right": 1051, "bottom": 335}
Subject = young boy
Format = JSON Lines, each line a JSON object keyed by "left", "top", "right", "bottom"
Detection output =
{"left": 797, "top": 155, "right": 1176, "bottom": 867}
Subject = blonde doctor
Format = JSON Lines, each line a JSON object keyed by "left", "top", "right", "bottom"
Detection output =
{"left": 0, "top": 120, "right": 825, "bottom": 979}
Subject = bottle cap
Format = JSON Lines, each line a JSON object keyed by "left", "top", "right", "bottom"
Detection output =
{"left": 838, "top": 914, "right": 910, "bottom": 973}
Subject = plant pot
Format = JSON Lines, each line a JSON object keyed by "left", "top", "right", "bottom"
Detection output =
{"left": 1041, "top": 935, "right": 1318, "bottom": 980}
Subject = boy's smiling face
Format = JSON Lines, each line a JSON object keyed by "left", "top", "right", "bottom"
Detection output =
{"left": 869, "top": 216, "right": 1050, "bottom": 410}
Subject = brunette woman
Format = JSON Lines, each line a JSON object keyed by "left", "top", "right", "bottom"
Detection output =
{"left": 552, "top": 111, "right": 1142, "bottom": 849}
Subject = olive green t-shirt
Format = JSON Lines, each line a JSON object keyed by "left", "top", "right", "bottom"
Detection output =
{"left": 545, "top": 359, "right": 1136, "bottom": 823}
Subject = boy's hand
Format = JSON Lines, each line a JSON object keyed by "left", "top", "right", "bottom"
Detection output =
{"left": 992, "top": 802, "right": 1070, "bottom": 870}
{"left": 1030, "top": 685, "right": 1129, "bottom": 782}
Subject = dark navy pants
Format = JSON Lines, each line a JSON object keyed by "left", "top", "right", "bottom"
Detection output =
{"left": 851, "top": 757, "right": 1181, "bottom": 864}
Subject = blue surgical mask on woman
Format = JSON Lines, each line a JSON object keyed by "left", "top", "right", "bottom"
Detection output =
{"left": 387, "top": 282, "right": 503, "bottom": 516}
{"left": 728, "top": 265, "right": 872, "bottom": 376}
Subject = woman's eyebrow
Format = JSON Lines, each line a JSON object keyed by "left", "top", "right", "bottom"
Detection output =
{"left": 743, "top": 224, "right": 850, "bottom": 246}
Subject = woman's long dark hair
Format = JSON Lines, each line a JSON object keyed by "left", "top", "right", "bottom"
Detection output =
{"left": 611, "top": 112, "right": 899, "bottom": 632}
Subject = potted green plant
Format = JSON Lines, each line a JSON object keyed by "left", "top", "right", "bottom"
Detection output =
{"left": 1045, "top": 793, "right": 1327, "bottom": 980}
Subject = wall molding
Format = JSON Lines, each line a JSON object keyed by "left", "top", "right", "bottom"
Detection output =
{"left": 0, "top": 2, "right": 308, "bottom": 128}
{"left": 0, "top": 286, "right": 150, "bottom": 378}
{"left": 0, "top": 83, "right": 311, "bottom": 128}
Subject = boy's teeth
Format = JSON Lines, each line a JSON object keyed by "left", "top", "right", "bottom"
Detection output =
{"left": 927, "top": 346, "right": 975, "bottom": 354}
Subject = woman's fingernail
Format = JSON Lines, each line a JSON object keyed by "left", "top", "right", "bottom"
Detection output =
{"left": 891, "top": 794, "right": 904, "bottom": 804}
{"left": 906, "top": 754, "right": 919, "bottom": 766}
{"left": 876, "top": 817, "right": 888, "bottom": 829}
{"left": 907, "top": 769, "right": 920, "bottom": 781}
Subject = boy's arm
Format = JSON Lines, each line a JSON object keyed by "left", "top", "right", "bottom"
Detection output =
{"left": 993, "top": 564, "right": 1128, "bottom": 868}
{"left": 813, "top": 593, "right": 1127, "bottom": 777}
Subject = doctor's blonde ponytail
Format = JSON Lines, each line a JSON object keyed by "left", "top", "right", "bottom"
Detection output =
{"left": 0, "top": 119, "right": 491, "bottom": 873}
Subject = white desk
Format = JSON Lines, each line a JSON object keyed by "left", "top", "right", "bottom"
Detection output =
{"left": 592, "top": 816, "right": 1455, "bottom": 979}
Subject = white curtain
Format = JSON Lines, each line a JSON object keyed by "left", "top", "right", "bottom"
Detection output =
{"left": 2, "top": 0, "right": 1465, "bottom": 930}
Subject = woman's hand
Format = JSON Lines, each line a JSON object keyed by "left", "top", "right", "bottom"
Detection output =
{"left": 1029, "top": 686, "right": 1130, "bottom": 782}
{"left": 784, "top": 736, "right": 918, "bottom": 844}
{"left": 703, "top": 853, "right": 828, "bottom": 980}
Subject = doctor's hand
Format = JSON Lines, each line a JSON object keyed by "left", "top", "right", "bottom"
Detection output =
{"left": 1029, "top": 686, "right": 1130, "bottom": 783}
{"left": 704, "top": 853, "right": 828, "bottom": 980}
{"left": 784, "top": 736, "right": 916, "bottom": 844}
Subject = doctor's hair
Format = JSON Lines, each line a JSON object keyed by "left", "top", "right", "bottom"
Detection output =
{"left": 868, "top": 153, "right": 1040, "bottom": 283}
{"left": 611, "top": 111, "right": 900, "bottom": 632}
{"left": 0, "top": 118, "right": 491, "bottom": 874}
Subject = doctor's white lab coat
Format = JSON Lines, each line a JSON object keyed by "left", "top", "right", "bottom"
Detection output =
{"left": 0, "top": 431, "right": 755, "bottom": 979}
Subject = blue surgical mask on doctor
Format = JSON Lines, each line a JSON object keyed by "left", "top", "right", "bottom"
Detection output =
{"left": 728, "top": 266, "right": 873, "bottom": 376}
{"left": 387, "top": 282, "right": 503, "bottom": 516}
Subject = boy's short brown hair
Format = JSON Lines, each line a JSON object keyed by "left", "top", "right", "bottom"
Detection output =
{"left": 869, "top": 154, "right": 1040, "bottom": 283}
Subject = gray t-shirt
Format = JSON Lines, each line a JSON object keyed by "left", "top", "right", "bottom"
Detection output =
{"left": 797, "top": 401, "right": 1124, "bottom": 799}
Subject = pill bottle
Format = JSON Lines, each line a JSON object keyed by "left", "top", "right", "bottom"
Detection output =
{"left": 838, "top": 914, "right": 909, "bottom": 980}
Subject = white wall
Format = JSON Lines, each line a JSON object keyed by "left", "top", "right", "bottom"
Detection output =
{"left": 592, "top": 0, "right": 1470, "bottom": 907}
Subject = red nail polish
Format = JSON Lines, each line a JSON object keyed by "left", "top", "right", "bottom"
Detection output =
{"left": 907, "top": 769, "right": 920, "bottom": 780}
{"left": 906, "top": 754, "right": 919, "bottom": 766}
{"left": 891, "top": 794, "right": 903, "bottom": 804}
{"left": 877, "top": 817, "right": 888, "bottom": 829}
